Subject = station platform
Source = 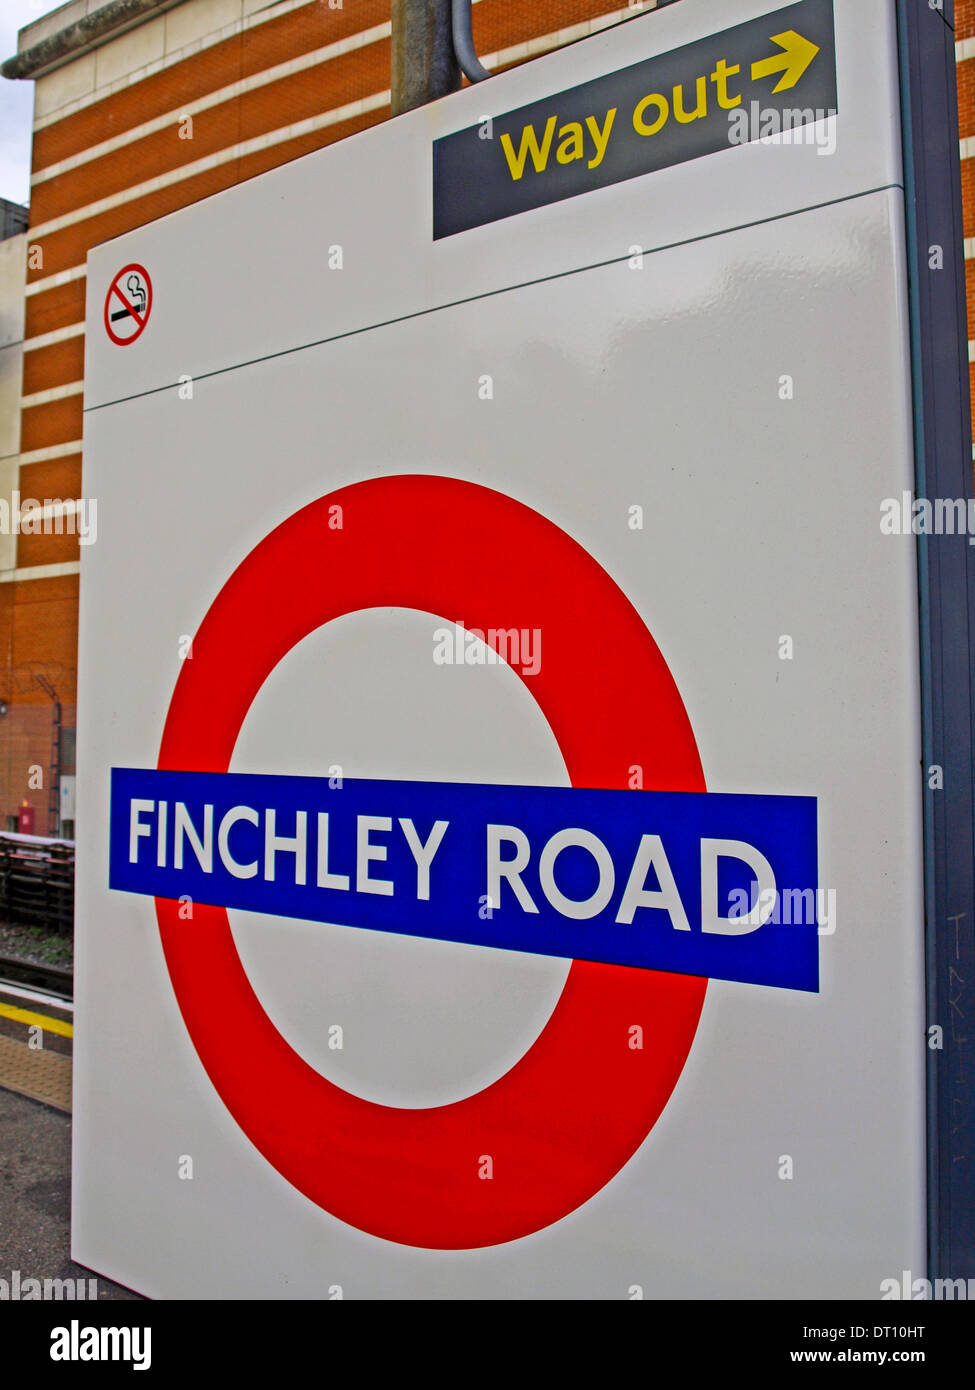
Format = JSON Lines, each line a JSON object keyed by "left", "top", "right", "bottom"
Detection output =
{"left": 0, "top": 983, "right": 72, "bottom": 1113}
{"left": 0, "top": 980, "right": 140, "bottom": 1301}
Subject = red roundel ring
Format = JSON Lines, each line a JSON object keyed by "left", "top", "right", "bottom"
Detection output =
{"left": 156, "top": 474, "right": 707, "bottom": 1249}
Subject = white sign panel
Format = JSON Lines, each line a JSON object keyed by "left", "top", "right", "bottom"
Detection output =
{"left": 76, "top": 0, "right": 925, "bottom": 1297}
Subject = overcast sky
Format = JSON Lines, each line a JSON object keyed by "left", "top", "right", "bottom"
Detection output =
{"left": 0, "top": 1, "right": 64, "bottom": 207}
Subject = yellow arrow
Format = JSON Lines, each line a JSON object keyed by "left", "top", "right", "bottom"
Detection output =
{"left": 751, "top": 30, "right": 820, "bottom": 93}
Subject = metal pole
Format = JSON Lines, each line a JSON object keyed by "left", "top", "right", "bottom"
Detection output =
{"left": 896, "top": 0, "right": 975, "bottom": 1283}
{"left": 451, "top": 0, "right": 491, "bottom": 84}
{"left": 391, "top": 0, "right": 461, "bottom": 116}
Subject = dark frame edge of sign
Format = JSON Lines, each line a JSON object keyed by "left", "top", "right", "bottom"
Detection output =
{"left": 896, "top": 0, "right": 975, "bottom": 1280}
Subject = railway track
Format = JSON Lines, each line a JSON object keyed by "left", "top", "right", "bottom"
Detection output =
{"left": 0, "top": 953, "right": 73, "bottom": 1002}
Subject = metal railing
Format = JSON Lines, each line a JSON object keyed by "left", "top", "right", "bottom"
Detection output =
{"left": 0, "top": 833, "right": 74, "bottom": 936}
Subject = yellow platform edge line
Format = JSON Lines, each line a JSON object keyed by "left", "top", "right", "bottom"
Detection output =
{"left": 0, "top": 1001, "right": 73, "bottom": 1038}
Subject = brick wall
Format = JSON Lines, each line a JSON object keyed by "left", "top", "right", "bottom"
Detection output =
{"left": 0, "top": 700, "right": 76, "bottom": 834}
{"left": 0, "top": 575, "right": 77, "bottom": 831}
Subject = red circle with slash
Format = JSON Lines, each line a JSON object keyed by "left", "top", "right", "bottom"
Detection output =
{"left": 104, "top": 263, "right": 152, "bottom": 346}
{"left": 155, "top": 474, "right": 708, "bottom": 1249}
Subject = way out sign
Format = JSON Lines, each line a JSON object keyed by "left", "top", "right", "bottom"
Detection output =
{"left": 76, "top": 0, "right": 971, "bottom": 1298}
{"left": 434, "top": 0, "right": 837, "bottom": 237}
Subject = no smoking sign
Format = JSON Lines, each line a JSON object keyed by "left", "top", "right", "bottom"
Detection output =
{"left": 103, "top": 263, "right": 152, "bottom": 346}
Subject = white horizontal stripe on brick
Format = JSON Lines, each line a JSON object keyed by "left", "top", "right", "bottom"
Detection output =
{"left": 21, "top": 381, "right": 84, "bottom": 410}
{"left": 0, "top": 562, "right": 80, "bottom": 584}
{"left": 958, "top": 37, "right": 975, "bottom": 62}
{"left": 481, "top": 6, "right": 653, "bottom": 71}
{"left": 25, "top": 265, "right": 86, "bottom": 298}
{"left": 23, "top": 322, "right": 85, "bottom": 353}
{"left": 32, "top": 22, "right": 392, "bottom": 184}
{"left": 19, "top": 442, "right": 84, "bottom": 467}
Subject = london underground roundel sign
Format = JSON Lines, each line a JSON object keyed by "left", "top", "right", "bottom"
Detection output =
{"left": 155, "top": 474, "right": 707, "bottom": 1249}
